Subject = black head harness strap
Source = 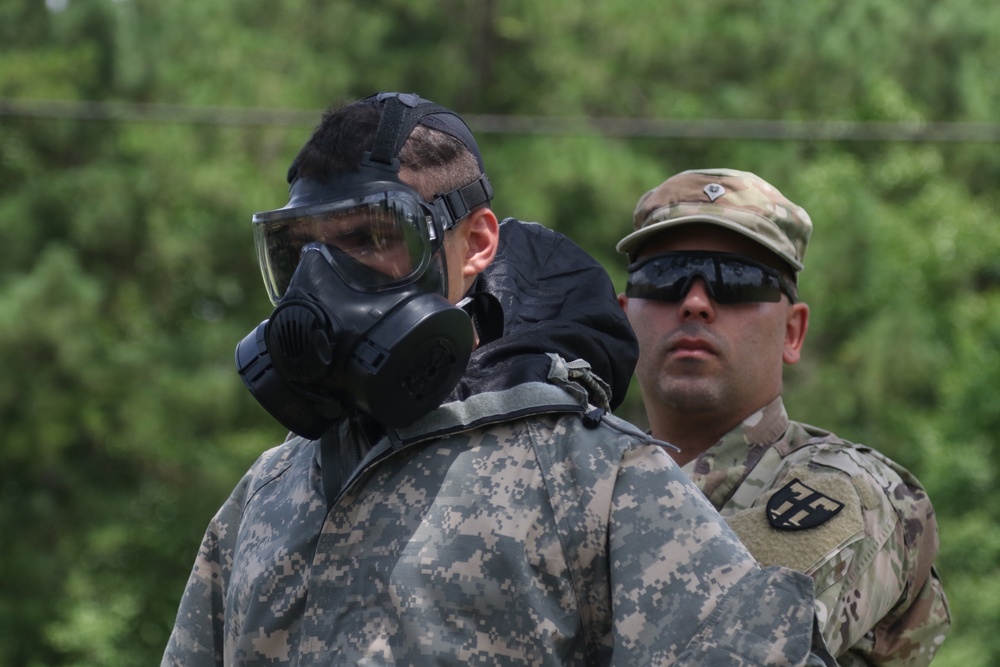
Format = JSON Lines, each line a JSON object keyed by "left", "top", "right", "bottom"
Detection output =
{"left": 362, "top": 93, "right": 493, "bottom": 224}
{"left": 365, "top": 93, "right": 450, "bottom": 168}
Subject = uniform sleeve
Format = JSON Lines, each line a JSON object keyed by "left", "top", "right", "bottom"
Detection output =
{"left": 161, "top": 473, "right": 251, "bottom": 667}
{"left": 728, "top": 447, "right": 951, "bottom": 666}
{"left": 807, "top": 463, "right": 950, "bottom": 665}
{"left": 608, "top": 444, "right": 831, "bottom": 667}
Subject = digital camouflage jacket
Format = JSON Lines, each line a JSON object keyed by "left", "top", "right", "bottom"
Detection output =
{"left": 683, "top": 396, "right": 951, "bottom": 667}
{"left": 163, "top": 220, "right": 833, "bottom": 666}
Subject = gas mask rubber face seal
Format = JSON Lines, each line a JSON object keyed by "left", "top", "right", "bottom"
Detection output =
{"left": 235, "top": 93, "right": 493, "bottom": 438}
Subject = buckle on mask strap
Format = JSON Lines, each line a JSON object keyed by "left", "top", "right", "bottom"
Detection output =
{"left": 439, "top": 175, "right": 493, "bottom": 227}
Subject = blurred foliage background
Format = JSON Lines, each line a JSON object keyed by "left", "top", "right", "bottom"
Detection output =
{"left": 2, "top": 0, "right": 999, "bottom": 664}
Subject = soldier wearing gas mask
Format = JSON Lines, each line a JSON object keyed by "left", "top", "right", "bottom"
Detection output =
{"left": 163, "top": 93, "right": 836, "bottom": 667}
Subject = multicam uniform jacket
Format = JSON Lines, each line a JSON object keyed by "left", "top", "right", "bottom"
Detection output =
{"left": 163, "top": 220, "right": 832, "bottom": 666}
{"left": 682, "top": 397, "right": 951, "bottom": 667}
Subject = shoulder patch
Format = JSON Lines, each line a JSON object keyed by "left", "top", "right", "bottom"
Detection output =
{"left": 766, "top": 478, "right": 844, "bottom": 530}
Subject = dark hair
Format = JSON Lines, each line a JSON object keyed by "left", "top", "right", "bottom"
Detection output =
{"left": 287, "top": 100, "right": 481, "bottom": 202}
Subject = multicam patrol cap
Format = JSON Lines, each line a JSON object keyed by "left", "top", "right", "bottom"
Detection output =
{"left": 617, "top": 168, "right": 813, "bottom": 272}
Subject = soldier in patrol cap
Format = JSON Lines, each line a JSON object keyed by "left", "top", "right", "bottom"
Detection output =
{"left": 162, "top": 102, "right": 837, "bottom": 665}
{"left": 617, "top": 168, "right": 951, "bottom": 666}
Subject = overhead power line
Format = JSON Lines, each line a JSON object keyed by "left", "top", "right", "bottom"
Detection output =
{"left": 3, "top": 98, "right": 1000, "bottom": 143}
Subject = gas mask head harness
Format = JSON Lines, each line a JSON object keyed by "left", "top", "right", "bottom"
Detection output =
{"left": 236, "top": 92, "right": 494, "bottom": 438}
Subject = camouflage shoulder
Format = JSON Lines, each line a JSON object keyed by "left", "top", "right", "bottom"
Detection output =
{"left": 729, "top": 436, "right": 935, "bottom": 585}
{"left": 727, "top": 453, "right": 868, "bottom": 577}
{"left": 782, "top": 437, "right": 934, "bottom": 528}
{"left": 728, "top": 431, "right": 946, "bottom": 661}
{"left": 591, "top": 407, "right": 685, "bottom": 457}
{"left": 786, "top": 424, "right": 926, "bottom": 490}
{"left": 241, "top": 434, "right": 315, "bottom": 501}
{"left": 598, "top": 409, "right": 655, "bottom": 441}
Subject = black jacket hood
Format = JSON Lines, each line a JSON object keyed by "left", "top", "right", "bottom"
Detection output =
{"left": 451, "top": 218, "right": 638, "bottom": 411}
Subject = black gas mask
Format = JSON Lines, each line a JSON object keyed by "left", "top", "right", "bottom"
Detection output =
{"left": 235, "top": 93, "right": 493, "bottom": 438}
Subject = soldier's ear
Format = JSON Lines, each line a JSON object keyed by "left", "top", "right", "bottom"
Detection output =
{"left": 461, "top": 208, "right": 499, "bottom": 280}
{"left": 783, "top": 302, "right": 809, "bottom": 364}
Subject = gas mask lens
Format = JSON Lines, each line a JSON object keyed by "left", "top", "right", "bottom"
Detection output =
{"left": 253, "top": 191, "right": 433, "bottom": 304}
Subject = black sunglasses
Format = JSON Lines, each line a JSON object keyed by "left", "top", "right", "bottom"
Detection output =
{"left": 626, "top": 251, "right": 797, "bottom": 304}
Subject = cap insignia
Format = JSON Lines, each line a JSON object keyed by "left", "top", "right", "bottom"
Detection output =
{"left": 704, "top": 183, "right": 726, "bottom": 201}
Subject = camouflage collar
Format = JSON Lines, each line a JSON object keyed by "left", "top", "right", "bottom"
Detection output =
{"left": 683, "top": 396, "right": 790, "bottom": 508}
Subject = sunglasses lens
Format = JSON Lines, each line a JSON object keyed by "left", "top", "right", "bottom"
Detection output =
{"left": 713, "top": 259, "right": 783, "bottom": 303}
{"left": 625, "top": 254, "right": 700, "bottom": 302}
{"left": 626, "top": 253, "right": 786, "bottom": 304}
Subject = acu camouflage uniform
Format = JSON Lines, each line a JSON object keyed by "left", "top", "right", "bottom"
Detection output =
{"left": 163, "top": 220, "right": 832, "bottom": 667}
{"left": 682, "top": 397, "right": 951, "bottom": 666}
